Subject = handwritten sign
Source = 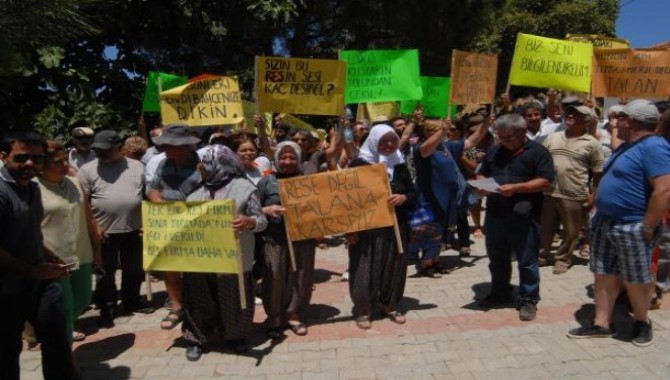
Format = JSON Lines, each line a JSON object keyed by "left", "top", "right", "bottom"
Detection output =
{"left": 592, "top": 49, "right": 670, "bottom": 99}
{"left": 357, "top": 102, "right": 399, "bottom": 122}
{"left": 400, "top": 77, "right": 457, "bottom": 117}
{"left": 566, "top": 34, "right": 630, "bottom": 49}
{"left": 256, "top": 56, "right": 346, "bottom": 116}
{"left": 142, "top": 200, "right": 239, "bottom": 273}
{"left": 509, "top": 33, "right": 593, "bottom": 93}
{"left": 279, "top": 164, "right": 395, "bottom": 241}
{"left": 160, "top": 76, "right": 245, "bottom": 127}
{"left": 340, "top": 49, "right": 423, "bottom": 103}
{"left": 278, "top": 113, "right": 316, "bottom": 132}
{"left": 450, "top": 50, "right": 498, "bottom": 105}
{"left": 142, "top": 71, "right": 188, "bottom": 112}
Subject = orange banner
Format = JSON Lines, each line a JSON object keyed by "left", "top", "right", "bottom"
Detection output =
{"left": 450, "top": 50, "right": 498, "bottom": 105}
{"left": 593, "top": 49, "right": 670, "bottom": 99}
{"left": 279, "top": 164, "right": 395, "bottom": 241}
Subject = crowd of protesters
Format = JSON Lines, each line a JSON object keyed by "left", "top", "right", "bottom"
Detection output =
{"left": 2, "top": 91, "right": 670, "bottom": 378}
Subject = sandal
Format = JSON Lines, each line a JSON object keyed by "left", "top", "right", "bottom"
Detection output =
{"left": 578, "top": 244, "right": 590, "bottom": 258}
{"left": 355, "top": 315, "right": 371, "bottom": 330}
{"left": 266, "top": 326, "right": 284, "bottom": 340}
{"left": 288, "top": 321, "right": 308, "bottom": 336}
{"left": 421, "top": 266, "right": 442, "bottom": 278}
{"left": 72, "top": 331, "right": 86, "bottom": 342}
{"left": 473, "top": 228, "right": 484, "bottom": 238}
{"left": 160, "top": 309, "right": 183, "bottom": 330}
{"left": 384, "top": 310, "right": 406, "bottom": 324}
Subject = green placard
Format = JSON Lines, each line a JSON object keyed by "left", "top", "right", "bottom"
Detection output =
{"left": 400, "top": 77, "right": 456, "bottom": 117}
{"left": 142, "top": 71, "right": 188, "bottom": 112}
{"left": 340, "top": 49, "right": 423, "bottom": 104}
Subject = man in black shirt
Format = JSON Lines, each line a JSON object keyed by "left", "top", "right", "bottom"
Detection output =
{"left": 476, "top": 114, "right": 554, "bottom": 321}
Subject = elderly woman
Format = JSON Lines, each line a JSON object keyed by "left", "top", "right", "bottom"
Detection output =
{"left": 231, "top": 137, "right": 272, "bottom": 185}
{"left": 181, "top": 145, "right": 268, "bottom": 361}
{"left": 257, "top": 141, "right": 316, "bottom": 338}
{"left": 36, "top": 140, "right": 101, "bottom": 342}
{"left": 347, "top": 124, "right": 416, "bottom": 329}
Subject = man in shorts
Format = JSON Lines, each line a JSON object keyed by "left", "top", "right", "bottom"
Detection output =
{"left": 567, "top": 99, "right": 670, "bottom": 347}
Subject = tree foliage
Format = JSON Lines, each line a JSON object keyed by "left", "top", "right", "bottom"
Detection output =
{"left": 0, "top": 0, "right": 619, "bottom": 137}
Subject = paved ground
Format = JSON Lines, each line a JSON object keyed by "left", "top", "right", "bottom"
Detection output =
{"left": 20, "top": 233, "right": 670, "bottom": 379}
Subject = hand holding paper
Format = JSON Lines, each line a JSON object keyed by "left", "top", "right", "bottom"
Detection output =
{"left": 467, "top": 178, "right": 501, "bottom": 194}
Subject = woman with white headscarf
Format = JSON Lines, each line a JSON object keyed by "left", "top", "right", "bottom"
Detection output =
{"left": 257, "top": 141, "right": 317, "bottom": 339}
{"left": 347, "top": 124, "right": 416, "bottom": 329}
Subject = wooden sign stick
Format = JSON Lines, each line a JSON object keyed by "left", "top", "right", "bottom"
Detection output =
{"left": 277, "top": 181, "right": 298, "bottom": 271}
{"left": 387, "top": 180, "right": 404, "bottom": 255}
{"left": 234, "top": 205, "right": 247, "bottom": 310}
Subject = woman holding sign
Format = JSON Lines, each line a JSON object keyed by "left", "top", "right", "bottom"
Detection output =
{"left": 181, "top": 145, "right": 268, "bottom": 361}
{"left": 347, "top": 124, "right": 416, "bottom": 329}
{"left": 257, "top": 141, "right": 317, "bottom": 339}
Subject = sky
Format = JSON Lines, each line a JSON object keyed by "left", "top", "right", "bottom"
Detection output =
{"left": 615, "top": 0, "right": 670, "bottom": 47}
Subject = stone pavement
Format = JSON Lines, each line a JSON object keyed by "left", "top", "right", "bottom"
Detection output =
{"left": 20, "top": 234, "right": 670, "bottom": 379}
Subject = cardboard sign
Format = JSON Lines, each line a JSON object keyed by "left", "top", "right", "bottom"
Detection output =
{"left": 142, "top": 200, "right": 239, "bottom": 273}
{"left": 593, "top": 49, "right": 670, "bottom": 99}
{"left": 279, "top": 164, "right": 395, "bottom": 241}
{"left": 509, "top": 33, "right": 593, "bottom": 93}
{"left": 160, "top": 76, "right": 245, "bottom": 126}
{"left": 450, "top": 50, "right": 498, "bottom": 105}
{"left": 278, "top": 113, "right": 316, "bottom": 132}
{"left": 340, "top": 49, "right": 423, "bottom": 103}
{"left": 255, "top": 56, "right": 346, "bottom": 116}
{"left": 142, "top": 71, "right": 188, "bottom": 112}
{"left": 400, "top": 77, "right": 457, "bottom": 117}
{"left": 566, "top": 34, "right": 630, "bottom": 49}
{"left": 357, "top": 102, "right": 400, "bottom": 121}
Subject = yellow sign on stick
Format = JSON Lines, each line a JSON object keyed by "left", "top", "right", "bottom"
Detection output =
{"left": 509, "top": 33, "right": 593, "bottom": 93}
{"left": 279, "top": 164, "right": 396, "bottom": 241}
{"left": 593, "top": 49, "right": 670, "bottom": 99}
{"left": 160, "top": 76, "right": 245, "bottom": 126}
{"left": 566, "top": 34, "right": 630, "bottom": 49}
{"left": 142, "top": 200, "right": 239, "bottom": 273}
{"left": 256, "top": 56, "right": 346, "bottom": 116}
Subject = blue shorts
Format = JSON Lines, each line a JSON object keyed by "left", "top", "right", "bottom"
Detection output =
{"left": 590, "top": 214, "right": 658, "bottom": 284}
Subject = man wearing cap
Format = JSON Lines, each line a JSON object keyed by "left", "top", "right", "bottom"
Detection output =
{"left": 68, "top": 123, "right": 96, "bottom": 173}
{"left": 539, "top": 105, "right": 604, "bottom": 274}
{"left": 77, "top": 130, "right": 152, "bottom": 327}
{"left": 146, "top": 124, "right": 204, "bottom": 330}
{"left": 568, "top": 100, "right": 670, "bottom": 347}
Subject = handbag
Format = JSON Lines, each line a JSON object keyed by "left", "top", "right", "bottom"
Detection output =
{"left": 409, "top": 196, "right": 435, "bottom": 227}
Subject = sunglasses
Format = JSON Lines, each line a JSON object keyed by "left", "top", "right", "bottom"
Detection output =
{"left": 13, "top": 153, "right": 46, "bottom": 164}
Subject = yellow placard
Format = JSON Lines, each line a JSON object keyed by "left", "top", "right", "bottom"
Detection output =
{"left": 357, "top": 102, "right": 399, "bottom": 121}
{"left": 256, "top": 56, "right": 346, "bottom": 116}
{"left": 509, "top": 33, "right": 593, "bottom": 93}
{"left": 593, "top": 49, "right": 670, "bottom": 99}
{"left": 450, "top": 50, "right": 498, "bottom": 105}
{"left": 160, "top": 76, "right": 245, "bottom": 127}
{"left": 566, "top": 34, "right": 630, "bottom": 49}
{"left": 142, "top": 200, "right": 239, "bottom": 273}
{"left": 279, "top": 164, "right": 395, "bottom": 241}
{"left": 278, "top": 113, "right": 316, "bottom": 132}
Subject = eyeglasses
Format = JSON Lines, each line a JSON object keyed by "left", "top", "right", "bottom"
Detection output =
{"left": 13, "top": 153, "right": 46, "bottom": 164}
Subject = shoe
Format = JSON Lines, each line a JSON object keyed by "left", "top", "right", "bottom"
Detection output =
{"left": 355, "top": 315, "right": 371, "bottom": 330}
{"left": 566, "top": 325, "right": 613, "bottom": 339}
{"left": 538, "top": 258, "right": 549, "bottom": 267}
{"left": 98, "top": 305, "right": 117, "bottom": 328}
{"left": 160, "top": 309, "right": 183, "bottom": 330}
{"left": 434, "top": 262, "right": 450, "bottom": 275}
{"left": 266, "top": 326, "right": 284, "bottom": 340}
{"left": 72, "top": 331, "right": 86, "bottom": 342}
{"left": 228, "top": 339, "right": 251, "bottom": 354}
{"left": 288, "top": 321, "right": 308, "bottom": 336}
{"left": 518, "top": 300, "right": 537, "bottom": 321}
{"left": 459, "top": 247, "right": 471, "bottom": 257}
{"left": 552, "top": 264, "right": 569, "bottom": 275}
{"left": 254, "top": 296, "right": 263, "bottom": 305}
{"left": 421, "top": 266, "right": 442, "bottom": 278}
{"left": 632, "top": 320, "right": 653, "bottom": 347}
{"left": 185, "top": 345, "right": 203, "bottom": 361}
{"left": 478, "top": 292, "right": 515, "bottom": 309}
{"left": 473, "top": 228, "right": 483, "bottom": 238}
{"left": 121, "top": 300, "right": 155, "bottom": 314}
{"left": 340, "top": 270, "right": 349, "bottom": 281}
{"left": 384, "top": 310, "right": 406, "bottom": 324}
{"left": 578, "top": 244, "right": 590, "bottom": 258}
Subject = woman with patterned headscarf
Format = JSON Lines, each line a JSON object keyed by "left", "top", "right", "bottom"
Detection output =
{"left": 181, "top": 145, "right": 268, "bottom": 361}
{"left": 347, "top": 124, "right": 417, "bottom": 329}
{"left": 256, "top": 141, "right": 316, "bottom": 339}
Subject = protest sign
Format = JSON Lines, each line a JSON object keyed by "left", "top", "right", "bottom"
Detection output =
{"left": 340, "top": 49, "right": 422, "bottom": 103}
{"left": 278, "top": 113, "right": 316, "bottom": 132}
{"left": 279, "top": 164, "right": 396, "bottom": 241}
{"left": 450, "top": 50, "right": 498, "bottom": 105}
{"left": 160, "top": 76, "right": 245, "bottom": 126}
{"left": 566, "top": 34, "right": 630, "bottom": 49}
{"left": 142, "top": 71, "right": 188, "bottom": 112}
{"left": 509, "top": 33, "right": 593, "bottom": 93}
{"left": 400, "top": 77, "right": 457, "bottom": 117}
{"left": 142, "top": 200, "right": 239, "bottom": 273}
{"left": 593, "top": 49, "right": 670, "bottom": 99}
{"left": 357, "top": 102, "right": 400, "bottom": 121}
{"left": 255, "top": 56, "right": 346, "bottom": 116}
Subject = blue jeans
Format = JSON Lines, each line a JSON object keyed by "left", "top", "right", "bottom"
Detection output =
{"left": 484, "top": 214, "right": 541, "bottom": 302}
